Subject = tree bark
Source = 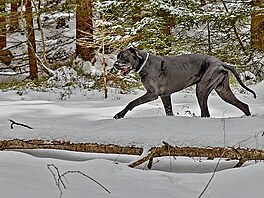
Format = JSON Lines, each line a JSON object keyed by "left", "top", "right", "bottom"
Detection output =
{"left": 251, "top": 0, "right": 264, "bottom": 52}
{"left": 129, "top": 143, "right": 264, "bottom": 168}
{"left": 0, "top": 4, "right": 6, "bottom": 49}
{"left": 1, "top": 139, "right": 264, "bottom": 169}
{"left": 207, "top": 21, "right": 212, "bottom": 54}
{"left": 25, "top": 0, "right": 38, "bottom": 80}
{"left": 76, "top": 0, "right": 95, "bottom": 62}
{"left": 0, "top": 139, "right": 143, "bottom": 155}
{"left": 9, "top": 1, "right": 19, "bottom": 33}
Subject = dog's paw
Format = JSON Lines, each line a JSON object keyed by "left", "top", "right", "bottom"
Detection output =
{"left": 113, "top": 114, "right": 123, "bottom": 119}
{"left": 113, "top": 110, "right": 126, "bottom": 119}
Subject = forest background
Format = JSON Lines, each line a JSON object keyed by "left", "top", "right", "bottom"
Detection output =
{"left": 0, "top": 0, "right": 264, "bottom": 91}
{"left": 1, "top": 2, "right": 264, "bottom": 197}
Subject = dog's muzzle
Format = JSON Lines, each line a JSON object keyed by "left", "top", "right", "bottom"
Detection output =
{"left": 113, "top": 61, "right": 132, "bottom": 76}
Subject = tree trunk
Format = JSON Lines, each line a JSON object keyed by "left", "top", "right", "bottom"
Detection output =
{"left": 9, "top": 1, "right": 19, "bottom": 33}
{"left": 76, "top": 0, "right": 95, "bottom": 62}
{"left": 207, "top": 21, "right": 212, "bottom": 54}
{"left": 0, "top": 4, "right": 6, "bottom": 49}
{"left": 251, "top": 0, "right": 264, "bottom": 52}
{"left": 25, "top": 0, "right": 38, "bottom": 80}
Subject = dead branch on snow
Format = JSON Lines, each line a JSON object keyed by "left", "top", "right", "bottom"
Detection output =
{"left": 47, "top": 164, "right": 110, "bottom": 198}
{"left": 8, "top": 119, "right": 33, "bottom": 129}
{"left": 128, "top": 142, "right": 264, "bottom": 169}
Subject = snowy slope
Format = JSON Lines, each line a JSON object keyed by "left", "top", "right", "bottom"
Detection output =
{"left": 1, "top": 151, "right": 264, "bottom": 198}
{"left": 0, "top": 81, "right": 264, "bottom": 198}
{"left": 0, "top": 82, "right": 263, "bottom": 149}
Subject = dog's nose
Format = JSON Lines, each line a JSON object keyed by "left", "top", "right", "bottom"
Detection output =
{"left": 113, "top": 61, "right": 120, "bottom": 69}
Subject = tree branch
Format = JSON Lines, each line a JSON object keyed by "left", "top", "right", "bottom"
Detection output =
{"left": 47, "top": 164, "right": 110, "bottom": 198}
{"left": 0, "top": 139, "right": 143, "bottom": 155}
{"left": 8, "top": 119, "right": 33, "bottom": 129}
{"left": 128, "top": 142, "right": 264, "bottom": 168}
{"left": 220, "top": 0, "right": 246, "bottom": 51}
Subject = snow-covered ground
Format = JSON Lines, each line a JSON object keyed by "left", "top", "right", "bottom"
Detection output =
{"left": 0, "top": 81, "right": 264, "bottom": 198}
{"left": 1, "top": 1, "right": 264, "bottom": 196}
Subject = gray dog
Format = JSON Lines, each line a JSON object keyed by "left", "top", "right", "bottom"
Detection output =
{"left": 113, "top": 47, "right": 256, "bottom": 119}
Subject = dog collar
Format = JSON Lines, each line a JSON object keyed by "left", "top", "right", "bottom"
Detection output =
{"left": 136, "top": 53, "right": 149, "bottom": 74}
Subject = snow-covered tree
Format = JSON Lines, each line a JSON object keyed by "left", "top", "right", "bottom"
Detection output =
{"left": 98, "top": 0, "right": 257, "bottom": 66}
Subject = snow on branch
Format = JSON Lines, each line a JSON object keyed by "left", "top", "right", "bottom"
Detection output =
{"left": 128, "top": 140, "right": 264, "bottom": 169}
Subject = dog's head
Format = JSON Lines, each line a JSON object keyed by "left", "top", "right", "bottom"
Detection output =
{"left": 113, "top": 47, "right": 143, "bottom": 75}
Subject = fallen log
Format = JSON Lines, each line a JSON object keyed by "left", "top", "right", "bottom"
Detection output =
{"left": 0, "top": 139, "right": 143, "bottom": 156}
{"left": 128, "top": 143, "right": 264, "bottom": 168}
{"left": 1, "top": 139, "right": 264, "bottom": 169}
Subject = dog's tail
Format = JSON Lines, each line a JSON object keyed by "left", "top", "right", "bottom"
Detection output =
{"left": 223, "top": 63, "right": 256, "bottom": 98}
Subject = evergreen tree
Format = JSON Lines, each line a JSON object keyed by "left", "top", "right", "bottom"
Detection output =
{"left": 98, "top": 0, "right": 255, "bottom": 65}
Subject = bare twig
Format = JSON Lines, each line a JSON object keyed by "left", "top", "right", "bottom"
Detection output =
{"left": 8, "top": 119, "right": 33, "bottom": 129}
{"left": 222, "top": 111, "right": 226, "bottom": 147}
{"left": 47, "top": 164, "right": 110, "bottom": 198}
{"left": 47, "top": 164, "right": 65, "bottom": 198}
{"left": 61, "top": 170, "right": 111, "bottom": 194}
{"left": 198, "top": 150, "right": 227, "bottom": 198}
{"left": 31, "top": 0, "right": 48, "bottom": 65}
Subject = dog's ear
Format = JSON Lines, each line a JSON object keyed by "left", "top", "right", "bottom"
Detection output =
{"left": 128, "top": 47, "right": 143, "bottom": 59}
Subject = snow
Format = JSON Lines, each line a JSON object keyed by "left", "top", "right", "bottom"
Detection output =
{"left": 0, "top": 79, "right": 264, "bottom": 197}
{"left": 1, "top": 151, "right": 264, "bottom": 198}
{"left": 1, "top": 1, "right": 264, "bottom": 196}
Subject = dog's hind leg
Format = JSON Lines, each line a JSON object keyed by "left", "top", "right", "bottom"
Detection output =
{"left": 215, "top": 72, "right": 251, "bottom": 116}
{"left": 196, "top": 68, "right": 226, "bottom": 117}
{"left": 160, "top": 95, "right": 174, "bottom": 116}
{"left": 196, "top": 85, "right": 211, "bottom": 117}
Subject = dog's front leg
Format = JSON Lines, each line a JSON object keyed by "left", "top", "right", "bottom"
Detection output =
{"left": 114, "top": 92, "right": 158, "bottom": 119}
{"left": 160, "top": 95, "right": 174, "bottom": 116}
